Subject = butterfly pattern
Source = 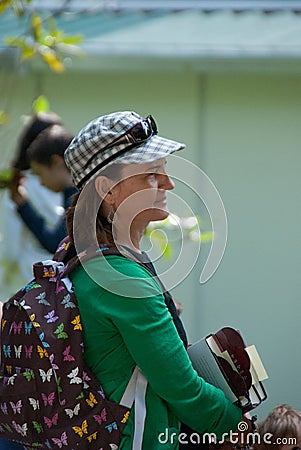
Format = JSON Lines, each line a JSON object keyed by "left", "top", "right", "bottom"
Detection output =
{"left": 72, "top": 419, "right": 88, "bottom": 437}
{"left": 24, "top": 321, "right": 33, "bottom": 335}
{"left": 10, "top": 400, "right": 22, "bottom": 414}
{"left": 0, "top": 249, "right": 131, "bottom": 449}
{"left": 93, "top": 408, "right": 107, "bottom": 425}
{"left": 64, "top": 403, "right": 80, "bottom": 418}
{"left": 44, "top": 310, "right": 59, "bottom": 323}
{"left": 62, "top": 345, "right": 75, "bottom": 362}
{"left": 51, "top": 431, "right": 68, "bottom": 448}
{"left": 25, "top": 345, "right": 33, "bottom": 359}
{"left": 41, "top": 392, "right": 55, "bottom": 407}
{"left": 44, "top": 412, "right": 59, "bottom": 428}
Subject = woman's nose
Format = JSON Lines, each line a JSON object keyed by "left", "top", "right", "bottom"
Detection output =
{"left": 160, "top": 174, "right": 175, "bottom": 190}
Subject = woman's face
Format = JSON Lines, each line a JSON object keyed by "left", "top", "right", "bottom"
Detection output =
{"left": 111, "top": 158, "right": 175, "bottom": 228}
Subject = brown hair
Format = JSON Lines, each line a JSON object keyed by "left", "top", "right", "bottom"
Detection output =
{"left": 28, "top": 124, "right": 74, "bottom": 167}
{"left": 13, "top": 112, "right": 62, "bottom": 170}
{"left": 256, "top": 404, "right": 301, "bottom": 450}
{"left": 66, "top": 164, "right": 123, "bottom": 250}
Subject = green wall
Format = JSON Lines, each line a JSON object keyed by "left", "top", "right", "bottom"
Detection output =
{"left": 199, "top": 74, "right": 301, "bottom": 418}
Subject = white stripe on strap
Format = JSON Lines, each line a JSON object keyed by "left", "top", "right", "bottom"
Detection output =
{"left": 119, "top": 366, "right": 148, "bottom": 450}
{"left": 120, "top": 366, "right": 140, "bottom": 408}
{"left": 132, "top": 369, "right": 148, "bottom": 450}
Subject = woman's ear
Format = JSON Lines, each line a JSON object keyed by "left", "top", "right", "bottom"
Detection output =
{"left": 95, "top": 176, "right": 114, "bottom": 201}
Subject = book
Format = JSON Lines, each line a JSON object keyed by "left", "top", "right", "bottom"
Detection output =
{"left": 187, "top": 327, "right": 268, "bottom": 412}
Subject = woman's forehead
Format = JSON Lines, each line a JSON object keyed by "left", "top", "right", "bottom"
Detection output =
{"left": 120, "top": 159, "right": 166, "bottom": 177}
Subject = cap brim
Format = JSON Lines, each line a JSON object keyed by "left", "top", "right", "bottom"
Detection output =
{"left": 114, "top": 134, "right": 186, "bottom": 165}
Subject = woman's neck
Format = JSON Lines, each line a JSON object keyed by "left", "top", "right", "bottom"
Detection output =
{"left": 112, "top": 220, "right": 146, "bottom": 254}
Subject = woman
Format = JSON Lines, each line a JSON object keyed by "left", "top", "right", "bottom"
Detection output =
{"left": 64, "top": 111, "right": 253, "bottom": 449}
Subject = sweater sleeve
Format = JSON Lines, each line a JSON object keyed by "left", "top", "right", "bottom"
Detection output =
{"left": 16, "top": 187, "right": 76, "bottom": 254}
{"left": 78, "top": 257, "right": 242, "bottom": 439}
{"left": 17, "top": 202, "right": 66, "bottom": 253}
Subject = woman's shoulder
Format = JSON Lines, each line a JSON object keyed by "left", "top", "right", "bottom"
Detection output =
{"left": 105, "top": 254, "right": 154, "bottom": 277}
{"left": 73, "top": 255, "right": 162, "bottom": 299}
{"left": 80, "top": 253, "right": 153, "bottom": 277}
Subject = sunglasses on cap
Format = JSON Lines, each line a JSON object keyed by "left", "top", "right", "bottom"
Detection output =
{"left": 78, "top": 115, "right": 158, "bottom": 189}
{"left": 107, "top": 115, "right": 158, "bottom": 149}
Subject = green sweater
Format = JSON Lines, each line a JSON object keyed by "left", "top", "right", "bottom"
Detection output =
{"left": 71, "top": 255, "right": 241, "bottom": 449}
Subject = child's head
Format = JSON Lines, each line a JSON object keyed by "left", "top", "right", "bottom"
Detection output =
{"left": 256, "top": 404, "right": 301, "bottom": 450}
{"left": 28, "top": 124, "right": 74, "bottom": 192}
{"left": 13, "top": 111, "right": 62, "bottom": 171}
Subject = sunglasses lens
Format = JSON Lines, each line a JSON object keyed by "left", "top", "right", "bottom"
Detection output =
{"left": 131, "top": 123, "right": 150, "bottom": 142}
{"left": 130, "top": 116, "right": 157, "bottom": 143}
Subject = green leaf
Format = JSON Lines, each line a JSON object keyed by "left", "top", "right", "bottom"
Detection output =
{"left": 0, "top": 111, "right": 9, "bottom": 124}
{"left": 5, "top": 36, "right": 36, "bottom": 59}
{"left": 61, "top": 35, "right": 83, "bottom": 45}
{"left": 200, "top": 231, "right": 214, "bottom": 243}
{"left": 152, "top": 230, "right": 172, "bottom": 259}
{"left": 32, "top": 95, "right": 49, "bottom": 113}
{"left": 31, "top": 13, "right": 43, "bottom": 40}
{"left": 0, "top": 0, "right": 11, "bottom": 14}
{"left": 5, "top": 36, "right": 25, "bottom": 46}
{"left": 21, "top": 45, "right": 35, "bottom": 59}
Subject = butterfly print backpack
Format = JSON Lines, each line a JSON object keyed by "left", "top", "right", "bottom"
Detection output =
{"left": 0, "top": 239, "right": 138, "bottom": 450}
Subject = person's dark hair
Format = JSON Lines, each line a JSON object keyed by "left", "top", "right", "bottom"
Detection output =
{"left": 66, "top": 164, "right": 124, "bottom": 249}
{"left": 13, "top": 111, "right": 62, "bottom": 170}
{"left": 27, "top": 124, "right": 74, "bottom": 167}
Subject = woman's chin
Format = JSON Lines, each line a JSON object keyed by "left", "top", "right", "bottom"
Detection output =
{"left": 150, "top": 208, "right": 169, "bottom": 222}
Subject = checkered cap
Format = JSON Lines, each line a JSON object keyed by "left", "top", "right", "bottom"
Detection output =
{"left": 64, "top": 111, "right": 185, "bottom": 188}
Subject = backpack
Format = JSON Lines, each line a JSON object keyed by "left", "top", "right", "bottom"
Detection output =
{"left": 0, "top": 239, "right": 139, "bottom": 450}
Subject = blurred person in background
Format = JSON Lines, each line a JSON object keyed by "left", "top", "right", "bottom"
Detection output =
{"left": 254, "top": 404, "right": 301, "bottom": 450}
{"left": 0, "top": 112, "right": 64, "bottom": 300}
{"left": 10, "top": 123, "right": 77, "bottom": 253}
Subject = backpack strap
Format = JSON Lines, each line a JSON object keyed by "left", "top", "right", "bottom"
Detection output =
{"left": 53, "top": 237, "right": 122, "bottom": 276}
{"left": 53, "top": 236, "right": 75, "bottom": 262}
{"left": 120, "top": 367, "right": 148, "bottom": 450}
{"left": 133, "top": 369, "right": 148, "bottom": 450}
